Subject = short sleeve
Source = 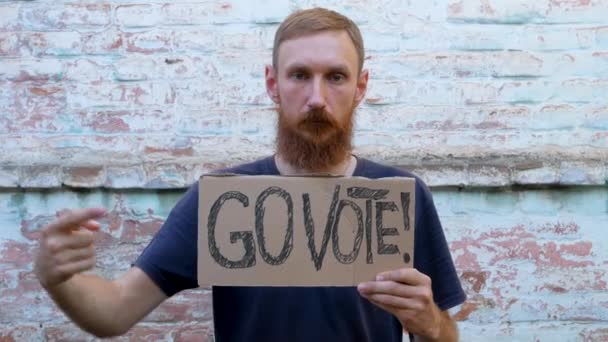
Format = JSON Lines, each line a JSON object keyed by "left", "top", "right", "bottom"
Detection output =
{"left": 414, "top": 186, "right": 466, "bottom": 311}
{"left": 134, "top": 183, "right": 200, "bottom": 297}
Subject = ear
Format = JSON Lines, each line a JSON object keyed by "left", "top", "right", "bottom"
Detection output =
{"left": 265, "top": 64, "right": 280, "bottom": 104}
{"left": 354, "top": 68, "right": 369, "bottom": 107}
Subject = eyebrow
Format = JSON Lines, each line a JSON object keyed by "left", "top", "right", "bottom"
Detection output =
{"left": 285, "top": 63, "right": 352, "bottom": 75}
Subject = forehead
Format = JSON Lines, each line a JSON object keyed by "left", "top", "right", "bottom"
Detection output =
{"left": 276, "top": 30, "right": 358, "bottom": 72}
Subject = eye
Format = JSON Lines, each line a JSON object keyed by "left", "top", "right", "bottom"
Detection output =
{"left": 290, "top": 71, "right": 308, "bottom": 81}
{"left": 329, "top": 73, "right": 346, "bottom": 83}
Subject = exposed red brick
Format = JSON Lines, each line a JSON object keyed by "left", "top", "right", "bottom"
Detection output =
{"left": 473, "top": 121, "right": 508, "bottom": 129}
{"left": 83, "top": 111, "right": 131, "bottom": 132}
{"left": 541, "top": 284, "right": 568, "bottom": 293}
{"left": 414, "top": 119, "right": 469, "bottom": 130}
{"left": 30, "top": 86, "right": 61, "bottom": 96}
{"left": 0, "top": 270, "right": 61, "bottom": 323}
{"left": 173, "top": 323, "right": 214, "bottom": 342}
{"left": 20, "top": 214, "right": 55, "bottom": 240}
{"left": 19, "top": 165, "right": 62, "bottom": 187}
{"left": 44, "top": 325, "right": 93, "bottom": 341}
{"left": 452, "top": 300, "right": 479, "bottom": 321}
{"left": 115, "top": 325, "right": 170, "bottom": 341}
{"left": 145, "top": 292, "right": 213, "bottom": 323}
{"left": 558, "top": 241, "right": 592, "bottom": 256}
{"left": 9, "top": 84, "right": 66, "bottom": 131}
{"left": 96, "top": 210, "right": 126, "bottom": 240}
{"left": 493, "top": 268, "right": 519, "bottom": 286}
{"left": 14, "top": 270, "right": 42, "bottom": 293}
{"left": 119, "top": 218, "right": 163, "bottom": 243}
{"left": 63, "top": 166, "right": 105, "bottom": 186}
{"left": 550, "top": 0, "right": 592, "bottom": 7}
{"left": 0, "top": 240, "right": 34, "bottom": 268}
{"left": 82, "top": 29, "right": 124, "bottom": 54}
{"left": 0, "top": 326, "right": 40, "bottom": 341}
{"left": 592, "top": 271, "right": 607, "bottom": 291}
{"left": 480, "top": 224, "right": 535, "bottom": 240}
{"left": 22, "top": 4, "right": 111, "bottom": 30}
{"left": 110, "top": 36, "right": 123, "bottom": 50}
{"left": 125, "top": 31, "right": 172, "bottom": 54}
{"left": 580, "top": 328, "right": 608, "bottom": 342}
{"left": 461, "top": 271, "right": 489, "bottom": 293}
{"left": 491, "top": 239, "right": 594, "bottom": 268}
{"left": 0, "top": 33, "right": 20, "bottom": 56}
{"left": 451, "top": 239, "right": 483, "bottom": 271}
{"left": 144, "top": 146, "right": 194, "bottom": 157}
{"left": 538, "top": 222, "right": 580, "bottom": 235}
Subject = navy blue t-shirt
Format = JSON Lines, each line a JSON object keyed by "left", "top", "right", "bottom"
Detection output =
{"left": 135, "top": 156, "right": 466, "bottom": 341}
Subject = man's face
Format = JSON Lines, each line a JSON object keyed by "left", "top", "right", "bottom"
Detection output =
{"left": 266, "top": 30, "right": 368, "bottom": 169}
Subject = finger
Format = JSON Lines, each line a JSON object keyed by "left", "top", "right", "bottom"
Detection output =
{"left": 57, "top": 257, "right": 96, "bottom": 276}
{"left": 46, "top": 208, "right": 106, "bottom": 233}
{"left": 81, "top": 219, "right": 101, "bottom": 231}
{"left": 54, "top": 245, "right": 95, "bottom": 265}
{"left": 377, "top": 268, "right": 431, "bottom": 286}
{"left": 362, "top": 293, "right": 424, "bottom": 312}
{"left": 46, "top": 229, "right": 95, "bottom": 252}
{"left": 357, "top": 280, "right": 418, "bottom": 298}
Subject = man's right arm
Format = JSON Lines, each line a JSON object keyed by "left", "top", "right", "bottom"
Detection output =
{"left": 35, "top": 208, "right": 167, "bottom": 338}
{"left": 46, "top": 268, "right": 166, "bottom": 337}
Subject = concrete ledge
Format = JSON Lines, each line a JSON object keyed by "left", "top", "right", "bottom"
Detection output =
{"left": 2, "top": 149, "right": 606, "bottom": 189}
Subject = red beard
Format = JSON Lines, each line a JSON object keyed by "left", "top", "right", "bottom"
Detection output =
{"left": 276, "top": 107, "right": 354, "bottom": 171}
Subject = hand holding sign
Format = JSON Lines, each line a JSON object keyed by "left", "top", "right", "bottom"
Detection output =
{"left": 34, "top": 208, "right": 106, "bottom": 289}
{"left": 357, "top": 268, "right": 442, "bottom": 339}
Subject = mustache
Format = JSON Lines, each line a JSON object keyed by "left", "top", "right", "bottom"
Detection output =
{"left": 298, "top": 109, "right": 337, "bottom": 127}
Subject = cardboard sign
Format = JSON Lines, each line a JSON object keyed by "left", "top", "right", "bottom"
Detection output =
{"left": 197, "top": 175, "right": 415, "bottom": 286}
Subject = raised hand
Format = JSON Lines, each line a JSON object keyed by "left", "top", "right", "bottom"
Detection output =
{"left": 35, "top": 208, "right": 107, "bottom": 289}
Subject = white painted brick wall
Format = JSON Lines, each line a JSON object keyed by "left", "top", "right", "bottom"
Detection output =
{"left": 0, "top": 0, "right": 605, "bottom": 188}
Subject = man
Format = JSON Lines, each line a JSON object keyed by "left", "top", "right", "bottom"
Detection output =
{"left": 35, "top": 7, "right": 465, "bottom": 341}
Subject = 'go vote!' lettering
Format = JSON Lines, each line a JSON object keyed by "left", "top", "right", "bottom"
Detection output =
{"left": 207, "top": 185, "right": 411, "bottom": 270}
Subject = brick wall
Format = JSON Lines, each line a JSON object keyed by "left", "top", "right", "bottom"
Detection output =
{"left": 0, "top": 0, "right": 606, "bottom": 341}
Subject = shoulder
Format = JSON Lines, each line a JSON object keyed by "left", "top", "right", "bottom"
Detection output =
{"left": 356, "top": 156, "right": 416, "bottom": 178}
{"left": 215, "top": 156, "right": 275, "bottom": 175}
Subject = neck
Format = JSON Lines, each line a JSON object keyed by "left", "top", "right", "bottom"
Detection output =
{"left": 275, "top": 154, "right": 356, "bottom": 176}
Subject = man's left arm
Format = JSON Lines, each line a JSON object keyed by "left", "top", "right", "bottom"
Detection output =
{"left": 357, "top": 268, "right": 459, "bottom": 342}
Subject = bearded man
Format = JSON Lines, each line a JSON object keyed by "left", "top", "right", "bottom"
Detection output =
{"left": 35, "top": 7, "right": 466, "bottom": 342}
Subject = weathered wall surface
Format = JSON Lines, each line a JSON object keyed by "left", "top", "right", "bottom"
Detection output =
{"left": 1, "top": 188, "right": 607, "bottom": 341}
{"left": 0, "top": 0, "right": 606, "bottom": 341}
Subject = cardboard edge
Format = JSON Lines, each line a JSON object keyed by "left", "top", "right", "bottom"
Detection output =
{"left": 197, "top": 175, "right": 418, "bottom": 286}
{"left": 409, "top": 178, "right": 416, "bottom": 267}
{"left": 200, "top": 174, "right": 420, "bottom": 181}
{"left": 197, "top": 180, "right": 205, "bottom": 287}
{"left": 200, "top": 173, "right": 344, "bottom": 178}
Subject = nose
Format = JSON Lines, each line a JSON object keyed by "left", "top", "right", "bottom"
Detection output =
{"left": 307, "top": 76, "right": 327, "bottom": 110}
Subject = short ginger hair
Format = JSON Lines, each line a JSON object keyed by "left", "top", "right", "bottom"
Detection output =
{"left": 272, "top": 8, "right": 365, "bottom": 74}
